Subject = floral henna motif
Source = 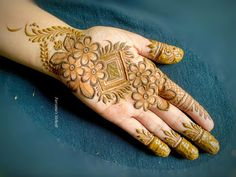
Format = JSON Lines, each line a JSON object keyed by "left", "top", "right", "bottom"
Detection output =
{"left": 81, "top": 62, "right": 105, "bottom": 86}
{"left": 128, "top": 62, "right": 152, "bottom": 87}
{"left": 136, "top": 129, "right": 170, "bottom": 157}
{"left": 61, "top": 56, "right": 83, "bottom": 81}
{"left": 74, "top": 36, "right": 99, "bottom": 65}
{"left": 15, "top": 23, "right": 171, "bottom": 111}
{"left": 182, "top": 122, "right": 220, "bottom": 154}
{"left": 132, "top": 86, "right": 156, "bottom": 111}
{"left": 148, "top": 40, "right": 184, "bottom": 64}
{"left": 128, "top": 59, "right": 169, "bottom": 111}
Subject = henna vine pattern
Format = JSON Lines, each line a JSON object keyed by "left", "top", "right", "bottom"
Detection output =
{"left": 22, "top": 23, "right": 170, "bottom": 111}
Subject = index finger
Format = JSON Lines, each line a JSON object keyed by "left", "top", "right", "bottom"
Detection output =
{"left": 158, "top": 74, "right": 214, "bottom": 131}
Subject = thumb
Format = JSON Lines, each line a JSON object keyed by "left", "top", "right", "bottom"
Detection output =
{"left": 126, "top": 31, "right": 184, "bottom": 64}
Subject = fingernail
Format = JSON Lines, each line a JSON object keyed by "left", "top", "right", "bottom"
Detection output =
{"left": 195, "top": 130, "right": 220, "bottom": 155}
{"left": 183, "top": 122, "right": 220, "bottom": 154}
{"left": 147, "top": 137, "right": 171, "bottom": 157}
{"left": 175, "top": 138, "right": 199, "bottom": 160}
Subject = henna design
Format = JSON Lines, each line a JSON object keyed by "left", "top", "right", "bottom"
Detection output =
{"left": 96, "top": 41, "right": 133, "bottom": 103}
{"left": 7, "top": 23, "right": 219, "bottom": 158}
{"left": 128, "top": 59, "right": 169, "bottom": 111}
{"left": 136, "top": 129, "right": 154, "bottom": 145}
{"left": 158, "top": 77, "right": 212, "bottom": 120}
{"left": 182, "top": 122, "right": 220, "bottom": 154}
{"left": 163, "top": 129, "right": 199, "bottom": 160}
{"left": 148, "top": 40, "right": 184, "bottom": 64}
{"left": 136, "top": 129, "right": 170, "bottom": 157}
{"left": 7, "top": 26, "right": 22, "bottom": 32}
{"left": 24, "top": 23, "right": 81, "bottom": 42}
{"left": 9, "top": 23, "right": 170, "bottom": 112}
{"left": 163, "top": 130, "right": 181, "bottom": 148}
{"left": 175, "top": 138, "right": 199, "bottom": 160}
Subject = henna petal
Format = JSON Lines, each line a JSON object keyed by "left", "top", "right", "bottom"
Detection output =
{"left": 133, "top": 78, "right": 141, "bottom": 87}
{"left": 84, "top": 36, "right": 91, "bottom": 46}
{"left": 81, "top": 55, "right": 89, "bottom": 65}
{"left": 90, "top": 76, "right": 98, "bottom": 86}
{"left": 50, "top": 52, "right": 68, "bottom": 65}
{"left": 148, "top": 96, "right": 156, "bottom": 105}
{"left": 89, "top": 52, "right": 98, "bottom": 61}
{"left": 97, "top": 72, "right": 105, "bottom": 79}
{"left": 147, "top": 88, "right": 155, "bottom": 95}
{"left": 81, "top": 72, "right": 90, "bottom": 82}
{"left": 79, "top": 80, "right": 95, "bottom": 99}
{"left": 149, "top": 75, "right": 156, "bottom": 83}
{"left": 129, "top": 73, "right": 136, "bottom": 80}
{"left": 141, "top": 76, "right": 148, "bottom": 85}
{"left": 75, "top": 42, "right": 84, "bottom": 49}
{"left": 132, "top": 93, "right": 143, "bottom": 101}
{"left": 73, "top": 50, "right": 83, "bottom": 58}
{"left": 62, "top": 63, "right": 69, "bottom": 69}
{"left": 137, "top": 86, "right": 145, "bottom": 94}
{"left": 134, "top": 101, "right": 143, "bottom": 109}
{"left": 70, "top": 72, "right": 77, "bottom": 81}
{"left": 129, "top": 64, "right": 138, "bottom": 72}
{"left": 143, "top": 102, "right": 149, "bottom": 111}
{"left": 159, "top": 89, "right": 176, "bottom": 100}
{"left": 64, "top": 36, "right": 75, "bottom": 52}
{"left": 156, "top": 97, "right": 170, "bottom": 111}
{"left": 90, "top": 43, "right": 99, "bottom": 51}
{"left": 63, "top": 70, "right": 70, "bottom": 78}
{"left": 139, "top": 63, "right": 146, "bottom": 72}
{"left": 144, "top": 69, "right": 152, "bottom": 76}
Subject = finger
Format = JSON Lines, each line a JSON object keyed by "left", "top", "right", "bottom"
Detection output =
{"left": 151, "top": 103, "right": 220, "bottom": 155}
{"left": 125, "top": 31, "right": 184, "bottom": 64}
{"left": 133, "top": 108, "right": 199, "bottom": 160}
{"left": 157, "top": 74, "right": 214, "bottom": 131}
{"left": 118, "top": 116, "right": 171, "bottom": 157}
{"left": 77, "top": 95, "right": 170, "bottom": 157}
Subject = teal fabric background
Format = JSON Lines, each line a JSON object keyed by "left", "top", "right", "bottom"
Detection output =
{"left": 0, "top": 0, "right": 235, "bottom": 176}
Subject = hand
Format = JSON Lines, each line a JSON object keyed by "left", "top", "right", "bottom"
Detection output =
{"left": 22, "top": 24, "right": 219, "bottom": 160}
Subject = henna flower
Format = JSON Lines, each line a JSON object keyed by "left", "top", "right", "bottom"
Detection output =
{"left": 132, "top": 86, "right": 156, "bottom": 111}
{"left": 62, "top": 56, "right": 83, "bottom": 81}
{"left": 81, "top": 62, "right": 105, "bottom": 86}
{"left": 129, "top": 62, "right": 152, "bottom": 87}
{"left": 74, "top": 36, "right": 99, "bottom": 65}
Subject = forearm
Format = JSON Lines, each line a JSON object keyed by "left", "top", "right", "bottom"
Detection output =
{"left": 0, "top": 0, "right": 78, "bottom": 79}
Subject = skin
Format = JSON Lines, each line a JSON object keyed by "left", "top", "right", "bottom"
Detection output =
{"left": 0, "top": 0, "right": 219, "bottom": 160}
